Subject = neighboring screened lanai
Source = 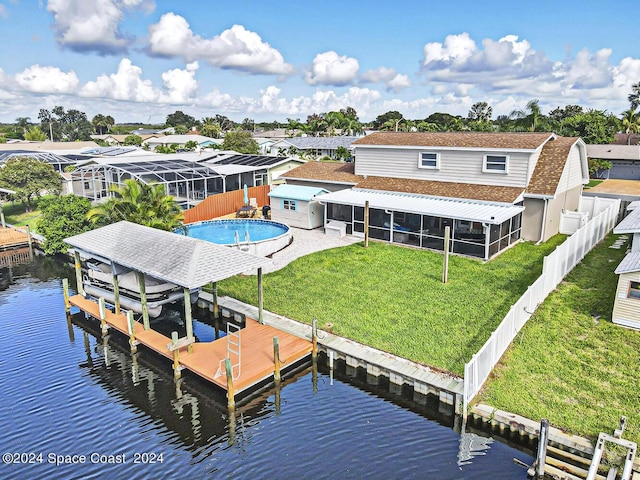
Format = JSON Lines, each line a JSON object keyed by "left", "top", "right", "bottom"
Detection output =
{"left": 71, "top": 158, "right": 224, "bottom": 208}
{"left": 202, "top": 155, "right": 291, "bottom": 191}
{"left": 0, "top": 150, "right": 77, "bottom": 172}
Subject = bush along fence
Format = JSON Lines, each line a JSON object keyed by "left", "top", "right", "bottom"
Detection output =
{"left": 462, "top": 197, "right": 621, "bottom": 417}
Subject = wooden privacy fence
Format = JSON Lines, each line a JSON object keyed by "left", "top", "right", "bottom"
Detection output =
{"left": 463, "top": 197, "right": 621, "bottom": 416}
{"left": 183, "top": 185, "right": 271, "bottom": 224}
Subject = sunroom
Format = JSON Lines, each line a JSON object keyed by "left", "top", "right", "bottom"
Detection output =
{"left": 319, "top": 189, "right": 524, "bottom": 260}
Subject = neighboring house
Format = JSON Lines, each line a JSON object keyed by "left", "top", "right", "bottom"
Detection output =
{"left": 91, "top": 133, "right": 163, "bottom": 145}
{"left": 586, "top": 144, "right": 640, "bottom": 180}
{"left": 281, "top": 132, "right": 589, "bottom": 260}
{"left": 143, "top": 134, "right": 222, "bottom": 151}
{"left": 252, "top": 137, "right": 277, "bottom": 155}
{"left": 255, "top": 128, "right": 304, "bottom": 139}
{"left": 269, "top": 136, "right": 359, "bottom": 160}
{"left": 268, "top": 184, "right": 328, "bottom": 229}
{"left": 612, "top": 251, "right": 640, "bottom": 330}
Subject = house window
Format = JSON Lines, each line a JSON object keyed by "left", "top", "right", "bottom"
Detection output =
{"left": 483, "top": 154, "right": 508, "bottom": 173}
{"left": 418, "top": 152, "right": 440, "bottom": 169}
{"left": 630, "top": 281, "right": 640, "bottom": 299}
{"left": 283, "top": 199, "right": 297, "bottom": 211}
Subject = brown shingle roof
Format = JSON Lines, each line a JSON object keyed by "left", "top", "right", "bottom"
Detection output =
{"left": 526, "top": 137, "right": 579, "bottom": 196}
{"left": 354, "top": 132, "right": 553, "bottom": 150}
{"left": 356, "top": 176, "right": 523, "bottom": 203}
{"left": 281, "top": 161, "right": 364, "bottom": 184}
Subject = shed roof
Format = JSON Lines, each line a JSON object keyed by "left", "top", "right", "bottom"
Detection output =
{"left": 64, "top": 221, "right": 271, "bottom": 289}
{"left": 614, "top": 207, "right": 640, "bottom": 234}
{"left": 268, "top": 184, "right": 329, "bottom": 201}
{"left": 318, "top": 188, "right": 523, "bottom": 224}
{"left": 353, "top": 132, "right": 553, "bottom": 150}
{"left": 614, "top": 252, "right": 640, "bottom": 274}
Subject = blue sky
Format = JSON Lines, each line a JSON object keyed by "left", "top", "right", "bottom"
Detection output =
{"left": 0, "top": 0, "right": 638, "bottom": 125}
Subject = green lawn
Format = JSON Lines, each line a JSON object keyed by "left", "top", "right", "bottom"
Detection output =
{"left": 585, "top": 179, "right": 604, "bottom": 188}
{"left": 218, "top": 236, "right": 565, "bottom": 376}
{"left": 478, "top": 233, "right": 640, "bottom": 445}
{"left": 1, "top": 201, "right": 42, "bottom": 230}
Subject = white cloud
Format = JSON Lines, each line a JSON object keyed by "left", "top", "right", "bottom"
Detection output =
{"left": 0, "top": 5, "right": 7, "bottom": 19}
{"left": 80, "top": 58, "right": 160, "bottom": 102}
{"left": 159, "top": 61, "right": 199, "bottom": 104}
{"left": 147, "top": 13, "right": 294, "bottom": 75}
{"left": 423, "top": 32, "right": 476, "bottom": 66}
{"left": 304, "top": 51, "right": 360, "bottom": 86}
{"left": 14, "top": 65, "right": 79, "bottom": 93}
{"left": 46, "top": 0, "right": 155, "bottom": 54}
{"left": 360, "top": 67, "right": 411, "bottom": 92}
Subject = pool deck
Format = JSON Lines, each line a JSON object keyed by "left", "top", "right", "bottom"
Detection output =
{"left": 263, "top": 226, "right": 362, "bottom": 273}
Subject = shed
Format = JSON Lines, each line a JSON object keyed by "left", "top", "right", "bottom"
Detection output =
{"left": 612, "top": 252, "right": 640, "bottom": 330}
{"left": 268, "top": 184, "right": 329, "bottom": 229}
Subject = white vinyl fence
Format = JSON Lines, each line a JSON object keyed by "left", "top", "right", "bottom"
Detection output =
{"left": 463, "top": 197, "right": 620, "bottom": 414}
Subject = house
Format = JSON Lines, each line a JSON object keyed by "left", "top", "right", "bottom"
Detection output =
{"left": 269, "top": 136, "right": 359, "bottom": 160}
{"left": 281, "top": 132, "right": 589, "bottom": 260}
{"left": 143, "top": 134, "right": 222, "bottom": 151}
{"left": 268, "top": 184, "right": 329, "bottom": 229}
{"left": 612, "top": 252, "right": 640, "bottom": 330}
{"left": 586, "top": 144, "right": 640, "bottom": 180}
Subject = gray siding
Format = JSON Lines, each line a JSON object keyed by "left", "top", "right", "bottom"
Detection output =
{"left": 556, "top": 144, "right": 585, "bottom": 194}
{"left": 354, "top": 146, "right": 532, "bottom": 187}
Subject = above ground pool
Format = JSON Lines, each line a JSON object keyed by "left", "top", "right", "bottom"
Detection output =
{"left": 185, "top": 219, "right": 291, "bottom": 256}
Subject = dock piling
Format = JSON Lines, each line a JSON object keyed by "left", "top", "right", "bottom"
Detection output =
{"left": 184, "top": 288, "right": 194, "bottom": 353}
{"left": 171, "top": 331, "right": 181, "bottom": 380}
{"left": 536, "top": 418, "right": 550, "bottom": 478}
{"left": 225, "top": 358, "right": 235, "bottom": 410}
{"left": 212, "top": 282, "right": 219, "bottom": 318}
{"left": 73, "top": 251, "right": 85, "bottom": 297}
{"left": 273, "top": 337, "right": 281, "bottom": 383}
{"left": 62, "top": 278, "right": 71, "bottom": 313}
{"left": 98, "top": 297, "right": 108, "bottom": 334}
{"left": 137, "top": 272, "right": 150, "bottom": 330}
{"left": 311, "top": 319, "right": 318, "bottom": 359}
{"left": 126, "top": 311, "right": 137, "bottom": 353}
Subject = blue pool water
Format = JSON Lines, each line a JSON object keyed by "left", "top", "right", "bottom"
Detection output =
{"left": 186, "top": 219, "right": 289, "bottom": 245}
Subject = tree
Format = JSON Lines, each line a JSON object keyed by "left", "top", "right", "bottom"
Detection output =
{"left": 38, "top": 106, "right": 93, "bottom": 141}
{"left": 15, "top": 117, "right": 31, "bottom": 138}
{"left": 24, "top": 126, "right": 48, "bottom": 141}
{"left": 221, "top": 130, "right": 259, "bottom": 154}
{"left": 183, "top": 140, "right": 198, "bottom": 151}
{"left": 92, "top": 114, "right": 115, "bottom": 135}
{"left": 560, "top": 110, "right": 618, "bottom": 144}
{"left": 335, "top": 146, "right": 351, "bottom": 161}
{"left": 124, "top": 134, "right": 142, "bottom": 146}
{"left": 467, "top": 102, "right": 493, "bottom": 122}
{"left": 628, "top": 82, "right": 640, "bottom": 111}
{"left": 214, "top": 114, "right": 235, "bottom": 132}
{"left": 549, "top": 105, "right": 584, "bottom": 122}
{"left": 0, "top": 157, "right": 61, "bottom": 210}
{"left": 87, "top": 179, "right": 186, "bottom": 233}
{"left": 588, "top": 159, "right": 613, "bottom": 178}
{"left": 165, "top": 111, "right": 197, "bottom": 128}
{"left": 201, "top": 117, "right": 222, "bottom": 139}
{"left": 241, "top": 118, "right": 255, "bottom": 132}
{"left": 373, "top": 110, "right": 403, "bottom": 129}
{"left": 174, "top": 125, "right": 189, "bottom": 135}
{"left": 621, "top": 109, "right": 640, "bottom": 144}
{"left": 305, "top": 113, "right": 327, "bottom": 136}
{"left": 37, "top": 195, "right": 93, "bottom": 254}
{"left": 510, "top": 99, "right": 547, "bottom": 132}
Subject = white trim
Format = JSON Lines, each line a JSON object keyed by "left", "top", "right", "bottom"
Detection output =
{"left": 483, "top": 154, "right": 509, "bottom": 174}
{"left": 418, "top": 151, "right": 440, "bottom": 170}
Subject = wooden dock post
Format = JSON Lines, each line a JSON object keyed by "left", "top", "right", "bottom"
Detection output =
{"left": 364, "top": 200, "right": 370, "bottom": 248}
{"left": 136, "top": 271, "right": 150, "bottom": 330}
{"left": 535, "top": 418, "right": 550, "bottom": 478}
{"left": 212, "top": 282, "right": 219, "bottom": 318}
{"left": 126, "top": 311, "right": 137, "bottom": 353}
{"left": 111, "top": 263, "right": 121, "bottom": 315}
{"left": 273, "top": 337, "right": 281, "bottom": 383}
{"left": 25, "top": 225, "right": 33, "bottom": 255}
{"left": 62, "top": 278, "right": 71, "bottom": 313}
{"left": 98, "top": 297, "right": 108, "bottom": 334}
{"left": 184, "top": 288, "right": 194, "bottom": 353}
{"left": 225, "top": 358, "right": 235, "bottom": 410}
{"left": 311, "top": 319, "right": 318, "bottom": 360}
{"left": 0, "top": 206, "right": 5, "bottom": 228}
{"left": 171, "top": 331, "right": 181, "bottom": 380}
{"left": 312, "top": 356, "right": 318, "bottom": 394}
{"left": 257, "top": 268, "right": 264, "bottom": 324}
{"left": 65, "top": 311, "right": 75, "bottom": 342}
{"left": 442, "top": 226, "right": 450, "bottom": 283}
{"left": 73, "top": 251, "right": 85, "bottom": 297}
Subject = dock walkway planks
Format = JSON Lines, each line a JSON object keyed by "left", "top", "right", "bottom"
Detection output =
{"left": 0, "top": 227, "right": 29, "bottom": 249}
{"left": 69, "top": 294, "right": 312, "bottom": 395}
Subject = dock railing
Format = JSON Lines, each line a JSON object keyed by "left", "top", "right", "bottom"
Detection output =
{"left": 463, "top": 197, "right": 620, "bottom": 415}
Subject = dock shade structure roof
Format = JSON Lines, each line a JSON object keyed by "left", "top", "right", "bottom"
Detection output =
{"left": 64, "top": 221, "right": 271, "bottom": 290}
{"left": 318, "top": 188, "right": 524, "bottom": 224}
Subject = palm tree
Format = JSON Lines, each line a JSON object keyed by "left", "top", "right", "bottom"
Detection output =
{"left": 88, "top": 179, "right": 186, "bottom": 233}
{"left": 510, "top": 99, "right": 544, "bottom": 132}
{"left": 622, "top": 109, "right": 640, "bottom": 145}
{"left": 629, "top": 82, "right": 640, "bottom": 111}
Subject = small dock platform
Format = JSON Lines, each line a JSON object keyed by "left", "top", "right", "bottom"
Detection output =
{"left": 69, "top": 294, "right": 313, "bottom": 395}
{"left": 0, "top": 227, "right": 30, "bottom": 250}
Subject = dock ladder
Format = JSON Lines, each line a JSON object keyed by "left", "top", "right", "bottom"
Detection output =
{"left": 217, "top": 322, "right": 241, "bottom": 380}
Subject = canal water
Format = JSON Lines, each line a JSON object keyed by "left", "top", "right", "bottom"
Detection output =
{"left": 0, "top": 255, "right": 533, "bottom": 479}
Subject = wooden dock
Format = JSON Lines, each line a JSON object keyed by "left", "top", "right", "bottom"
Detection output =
{"left": 69, "top": 294, "right": 313, "bottom": 395}
{"left": 0, "top": 227, "right": 30, "bottom": 250}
